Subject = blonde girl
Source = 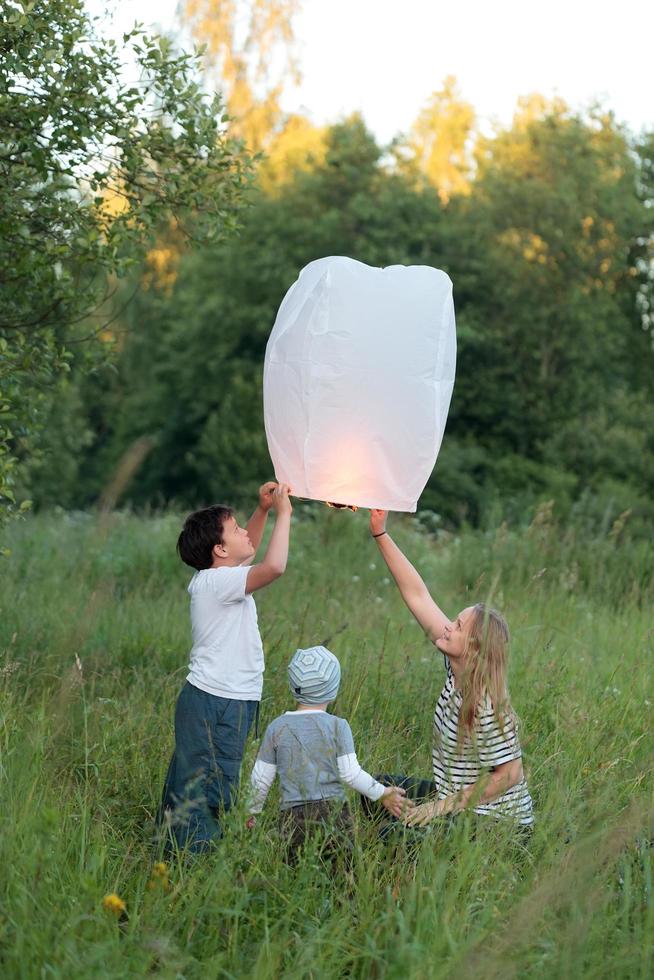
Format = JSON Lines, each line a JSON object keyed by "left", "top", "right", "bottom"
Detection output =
{"left": 370, "top": 510, "right": 533, "bottom": 829}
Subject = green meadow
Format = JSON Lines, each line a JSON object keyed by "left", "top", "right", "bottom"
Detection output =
{"left": 1, "top": 507, "right": 652, "bottom": 978}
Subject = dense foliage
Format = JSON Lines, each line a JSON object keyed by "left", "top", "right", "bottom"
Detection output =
{"left": 2, "top": 3, "right": 653, "bottom": 539}
{"left": 0, "top": 0, "right": 252, "bottom": 530}
{"left": 26, "top": 109, "right": 654, "bottom": 534}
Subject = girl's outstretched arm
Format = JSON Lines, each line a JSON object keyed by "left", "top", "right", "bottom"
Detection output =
{"left": 370, "top": 510, "right": 452, "bottom": 643}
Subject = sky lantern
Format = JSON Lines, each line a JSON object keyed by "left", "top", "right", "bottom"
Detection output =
{"left": 263, "top": 256, "right": 456, "bottom": 512}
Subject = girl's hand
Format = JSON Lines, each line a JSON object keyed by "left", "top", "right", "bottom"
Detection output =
{"left": 403, "top": 798, "right": 444, "bottom": 828}
{"left": 246, "top": 815, "right": 257, "bottom": 829}
{"left": 370, "top": 509, "right": 388, "bottom": 537}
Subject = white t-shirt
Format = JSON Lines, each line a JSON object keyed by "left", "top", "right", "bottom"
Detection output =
{"left": 186, "top": 566, "right": 264, "bottom": 701}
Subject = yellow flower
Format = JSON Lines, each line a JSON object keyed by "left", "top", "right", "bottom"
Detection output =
{"left": 103, "top": 893, "right": 127, "bottom": 916}
{"left": 147, "top": 861, "right": 171, "bottom": 893}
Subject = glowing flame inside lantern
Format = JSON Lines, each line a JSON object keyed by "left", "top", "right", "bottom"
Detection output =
{"left": 304, "top": 432, "right": 382, "bottom": 511}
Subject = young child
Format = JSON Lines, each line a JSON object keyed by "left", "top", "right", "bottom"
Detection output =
{"left": 247, "top": 646, "right": 408, "bottom": 865}
{"left": 158, "top": 482, "right": 292, "bottom": 854}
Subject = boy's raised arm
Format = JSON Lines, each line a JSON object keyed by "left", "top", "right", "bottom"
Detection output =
{"left": 370, "top": 509, "right": 452, "bottom": 643}
{"left": 243, "top": 482, "right": 278, "bottom": 559}
{"left": 246, "top": 485, "right": 292, "bottom": 594}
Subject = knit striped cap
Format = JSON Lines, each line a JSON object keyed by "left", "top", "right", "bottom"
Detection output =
{"left": 288, "top": 646, "right": 341, "bottom": 705}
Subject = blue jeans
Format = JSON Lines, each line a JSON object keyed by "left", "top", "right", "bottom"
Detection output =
{"left": 158, "top": 683, "right": 258, "bottom": 854}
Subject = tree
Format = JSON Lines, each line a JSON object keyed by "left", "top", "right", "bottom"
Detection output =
{"left": 184, "top": 0, "right": 300, "bottom": 152}
{"left": 0, "top": 0, "right": 253, "bottom": 528}
{"left": 633, "top": 129, "right": 654, "bottom": 377}
{"left": 258, "top": 113, "right": 327, "bottom": 192}
{"left": 437, "top": 102, "right": 654, "bottom": 523}
{"left": 399, "top": 76, "right": 475, "bottom": 203}
{"left": 23, "top": 108, "right": 654, "bottom": 535}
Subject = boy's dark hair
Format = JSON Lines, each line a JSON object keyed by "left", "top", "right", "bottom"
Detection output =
{"left": 177, "top": 505, "right": 234, "bottom": 571}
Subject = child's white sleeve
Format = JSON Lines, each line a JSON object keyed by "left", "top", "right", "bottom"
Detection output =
{"left": 249, "top": 759, "right": 277, "bottom": 814}
{"left": 248, "top": 722, "right": 277, "bottom": 814}
{"left": 336, "top": 753, "right": 386, "bottom": 802}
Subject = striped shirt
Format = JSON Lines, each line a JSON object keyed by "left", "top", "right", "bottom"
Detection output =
{"left": 432, "top": 658, "right": 533, "bottom": 825}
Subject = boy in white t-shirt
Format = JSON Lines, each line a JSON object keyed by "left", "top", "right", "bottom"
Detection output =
{"left": 158, "top": 482, "right": 292, "bottom": 854}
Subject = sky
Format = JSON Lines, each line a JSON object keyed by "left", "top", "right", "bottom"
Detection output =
{"left": 93, "top": 0, "right": 653, "bottom": 142}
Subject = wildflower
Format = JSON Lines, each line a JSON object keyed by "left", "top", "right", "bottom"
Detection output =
{"left": 369, "top": 562, "right": 376, "bottom": 570}
{"left": 351, "top": 575, "right": 360, "bottom": 582}
{"left": 147, "top": 861, "right": 171, "bottom": 893}
{"left": 103, "top": 893, "right": 126, "bottom": 916}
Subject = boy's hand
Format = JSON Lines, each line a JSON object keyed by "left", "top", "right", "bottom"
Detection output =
{"left": 258, "top": 481, "right": 278, "bottom": 512}
{"left": 370, "top": 509, "right": 388, "bottom": 537}
{"left": 246, "top": 815, "right": 257, "bottom": 829}
{"left": 271, "top": 483, "right": 293, "bottom": 516}
{"left": 380, "top": 785, "right": 411, "bottom": 819}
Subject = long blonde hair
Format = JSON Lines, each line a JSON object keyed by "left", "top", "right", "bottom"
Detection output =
{"left": 458, "top": 603, "right": 512, "bottom": 746}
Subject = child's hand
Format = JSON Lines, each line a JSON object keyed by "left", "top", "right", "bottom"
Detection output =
{"left": 403, "top": 799, "right": 443, "bottom": 827}
{"left": 246, "top": 815, "right": 257, "bottom": 829}
{"left": 380, "top": 785, "right": 411, "bottom": 819}
{"left": 271, "top": 483, "right": 293, "bottom": 516}
{"left": 258, "top": 481, "right": 278, "bottom": 512}
{"left": 370, "top": 509, "right": 388, "bottom": 537}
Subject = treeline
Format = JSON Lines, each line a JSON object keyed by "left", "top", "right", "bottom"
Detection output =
{"left": 21, "top": 108, "right": 654, "bottom": 533}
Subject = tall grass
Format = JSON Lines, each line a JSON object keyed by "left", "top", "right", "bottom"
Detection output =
{"left": 0, "top": 507, "right": 652, "bottom": 978}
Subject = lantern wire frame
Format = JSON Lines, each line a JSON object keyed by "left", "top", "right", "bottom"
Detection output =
{"left": 288, "top": 496, "right": 359, "bottom": 511}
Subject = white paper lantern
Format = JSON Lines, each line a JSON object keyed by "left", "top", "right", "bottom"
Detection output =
{"left": 263, "top": 256, "right": 456, "bottom": 512}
